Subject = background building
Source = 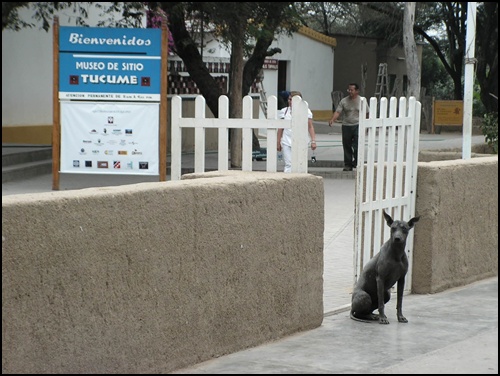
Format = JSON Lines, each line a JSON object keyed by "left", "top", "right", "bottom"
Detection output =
{"left": 2, "top": 8, "right": 420, "bottom": 146}
{"left": 331, "top": 33, "right": 423, "bottom": 103}
{"left": 2, "top": 21, "right": 336, "bottom": 145}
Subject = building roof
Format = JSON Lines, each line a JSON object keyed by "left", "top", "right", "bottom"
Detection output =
{"left": 298, "top": 26, "right": 337, "bottom": 47}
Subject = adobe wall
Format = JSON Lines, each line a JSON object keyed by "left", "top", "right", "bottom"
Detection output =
{"left": 2, "top": 171, "right": 324, "bottom": 374}
{"left": 412, "top": 156, "right": 498, "bottom": 293}
{"left": 418, "top": 150, "right": 492, "bottom": 162}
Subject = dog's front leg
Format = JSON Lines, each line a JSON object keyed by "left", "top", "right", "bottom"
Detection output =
{"left": 376, "top": 275, "right": 389, "bottom": 324}
{"left": 396, "top": 278, "right": 407, "bottom": 323}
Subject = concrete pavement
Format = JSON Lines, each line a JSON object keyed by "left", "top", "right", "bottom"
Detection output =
{"left": 171, "top": 277, "right": 497, "bottom": 374}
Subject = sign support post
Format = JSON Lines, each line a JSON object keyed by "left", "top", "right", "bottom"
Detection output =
{"left": 52, "top": 17, "right": 61, "bottom": 190}
{"left": 159, "top": 22, "right": 168, "bottom": 181}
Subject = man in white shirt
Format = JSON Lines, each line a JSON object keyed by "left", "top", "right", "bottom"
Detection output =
{"left": 277, "top": 91, "right": 317, "bottom": 173}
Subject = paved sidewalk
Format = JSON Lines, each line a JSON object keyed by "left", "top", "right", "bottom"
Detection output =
{"left": 171, "top": 277, "right": 498, "bottom": 374}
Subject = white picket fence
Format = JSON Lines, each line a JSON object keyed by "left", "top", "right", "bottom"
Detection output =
{"left": 171, "top": 93, "right": 422, "bottom": 292}
{"left": 170, "top": 94, "right": 310, "bottom": 180}
{"left": 354, "top": 96, "right": 421, "bottom": 293}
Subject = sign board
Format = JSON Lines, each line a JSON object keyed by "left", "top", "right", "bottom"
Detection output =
{"left": 262, "top": 59, "right": 278, "bottom": 70}
{"left": 59, "top": 27, "right": 162, "bottom": 101}
{"left": 60, "top": 102, "right": 159, "bottom": 175}
{"left": 432, "top": 100, "right": 463, "bottom": 134}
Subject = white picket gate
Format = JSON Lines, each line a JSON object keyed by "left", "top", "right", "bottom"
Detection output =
{"left": 354, "top": 96, "right": 421, "bottom": 293}
{"left": 170, "top": 94, "right": 310, "bottom": 180}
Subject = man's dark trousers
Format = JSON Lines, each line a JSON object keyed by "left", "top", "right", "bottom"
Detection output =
{"left": 342, "top": 124, "right": 359, "bottom": 168}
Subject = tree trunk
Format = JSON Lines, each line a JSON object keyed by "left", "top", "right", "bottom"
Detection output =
{"left": 403, "top": 2, "right": 420, "bottom": 101}
{"left": 162, "top": 2, "right": 295, "bottom": 164}
{"left": 476, "top": 2, "right": 499, "bottom": 113}
{"left": 229, "top": 33, "right": 244, "bottom": 168}
{"left": 163, "top": 3, "right": 222, "bottom": 117}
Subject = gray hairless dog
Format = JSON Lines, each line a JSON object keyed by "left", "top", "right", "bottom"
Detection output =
{"left": 351, "top": 210, "right": 420, "bottom": 324}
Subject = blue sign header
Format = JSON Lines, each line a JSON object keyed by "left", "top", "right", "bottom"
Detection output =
{"left": 59, "top": 27, "right": 162, "bottom": 101}
{"left": 60, "top": 26, "right": 161, "bottom": 55}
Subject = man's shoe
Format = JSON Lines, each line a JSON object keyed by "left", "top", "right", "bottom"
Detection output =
{"left": 343, "top": 167, "right": 353, "bottom": 171}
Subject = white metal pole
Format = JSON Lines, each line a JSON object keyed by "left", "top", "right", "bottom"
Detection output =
{"left": 462, "top": 2, "right": 477, "bottom": 159}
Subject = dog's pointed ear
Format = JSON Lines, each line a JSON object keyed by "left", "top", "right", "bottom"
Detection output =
{"left": 408, "top": 216, "right": 420, "bottom": 228}
{"left": 383, "top": 210, "right": 393, "bottom": 226}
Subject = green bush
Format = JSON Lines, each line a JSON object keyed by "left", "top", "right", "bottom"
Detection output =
{"left": 481, "top": 112, "right": 498, "bottom": 154}
{"left": 472, "top": 89, "right": 486, "bottom": 117}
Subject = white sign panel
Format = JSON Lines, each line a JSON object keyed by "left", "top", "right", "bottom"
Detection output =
{"left": 61, "top": 102, "right": 159, "bottom": 175}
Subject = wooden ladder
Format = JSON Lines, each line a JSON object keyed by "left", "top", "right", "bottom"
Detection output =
{"left": 374, "top": 63, "right": 389, "bottom": 100}
{"left": 256, "top": 69, "right": 268, "bottom": 117}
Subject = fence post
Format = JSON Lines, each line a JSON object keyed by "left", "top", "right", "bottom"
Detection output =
{"left": 242, "top": 96, "right": 254, "bottom": 171}
{"left": 291, "top": 96, "right": 309, "bottom": 173}
{"left": 218, "top": 95, "right": 230, "bottom": 171}
{"left": 266, "top": 96, "right": 278, "bottom": 172}
{"left": 171, "top": 96, "right": 182, "bottom": 180}
{"left": 194, "top": 96, "right": 206, "bottom": 173}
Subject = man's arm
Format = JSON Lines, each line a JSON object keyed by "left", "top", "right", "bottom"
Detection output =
{"left": 329, "top": 111, "right": 341, "bottom": 127}
{"left": 308, "top": 119, "right": 317, "bottom": 150}
{"left": 277, "top": 128, "right": 283, "bottom": 151}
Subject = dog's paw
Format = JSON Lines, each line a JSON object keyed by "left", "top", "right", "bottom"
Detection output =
{"left": 397, "top": 316, "right": 408, "bottom": 323}
{"left": 350, "top": 312, "right": 380, "bottom": 323}
{"left": 379, "top": 316, "right": 390, "bottom": 324}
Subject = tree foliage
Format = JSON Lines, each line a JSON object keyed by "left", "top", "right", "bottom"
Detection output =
{"left": 421, "top": 44, "right": 451, "bottom": 98}
{"left": 2, "top": 3, "right": 32, "bottom": 31}
{"left": 298, "top": 2, "right": 498, "bottom": 113}
{"left": 149, "top": 2, "right": 300, "bottom": 165}
{"left": 478, "top": 111, "right": 498, "bottom": 154}
{"left": 292, "top": 2, "right": 360, "bottom": 36}
{"left": 5, "top": 2, "right": 496, "bottom": 117}
{"left": 2, "top": 2, "right": 148, "bottom": 31}
{"left": 149, "top": 2, "right": 299, "bottom": 118}
{"left": 475, "top": 2, "right": 498, "bottom": 113}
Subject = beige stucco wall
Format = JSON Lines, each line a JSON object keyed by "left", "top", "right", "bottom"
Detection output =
{"left": 418, "top": 149, "right": 493, "bottom": 162}
{"left": 412, "top": 156, "right": 498, "bottom": 293}
{"left": 2, "top": 171, "right": 324, "bottom": 374}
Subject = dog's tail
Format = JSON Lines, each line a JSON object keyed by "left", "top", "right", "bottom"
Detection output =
{"left": 350, "top": 311, "right": 379, "bottom": 323}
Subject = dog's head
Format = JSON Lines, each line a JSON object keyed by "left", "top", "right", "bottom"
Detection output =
{"left": 383, "top": 210, "right": 420, "bottom": 244}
